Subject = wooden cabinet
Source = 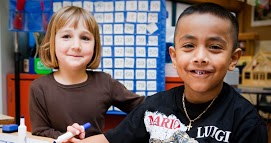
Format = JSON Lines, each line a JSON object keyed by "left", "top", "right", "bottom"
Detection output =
{"left": 238, "top": 32, "right": 258, "bottom": 56}
{"left": 165, "top": 77, "right": 184, "bottom": 90}
{"left": 7, "top": 73, "right": 43, "bottom": 131}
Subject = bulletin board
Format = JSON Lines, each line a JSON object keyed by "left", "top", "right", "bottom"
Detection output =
{"left": 9, "top": 0, "right": 167, "bottom": 115}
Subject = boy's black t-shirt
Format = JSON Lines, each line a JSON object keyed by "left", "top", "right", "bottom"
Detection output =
{"left": 104, "top": 82, "right": 268, "bottom": 143}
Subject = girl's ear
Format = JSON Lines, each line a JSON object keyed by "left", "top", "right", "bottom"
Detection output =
{"left": 229, "top": 48, "right": 242, "bottom": 71}
{"left": 169, "top": 46, "right": 177, "bottom": 69}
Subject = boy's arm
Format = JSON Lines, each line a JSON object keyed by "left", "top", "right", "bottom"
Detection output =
{"left": 77, "top": 134, "right": 109, "bottom": 143}
{"left": 232, "top": 108, "right": 268, "bottom": 143}
{"left": 236, "top": 119, "right": 268, "bottom": 143}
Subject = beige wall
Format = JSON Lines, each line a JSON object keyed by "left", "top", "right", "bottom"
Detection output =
{"left": 0, "top": 0, "right": 14, "bottom": 114}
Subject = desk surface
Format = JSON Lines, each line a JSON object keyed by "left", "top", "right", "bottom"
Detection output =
{"left": 0, "top": 114, "right": 15, "bottom": 125}
{"left": 0, "top": 128, "right": 54, "bottom": 142}
{"left": 236, "top": 86, "right": 271, "bottom": 94}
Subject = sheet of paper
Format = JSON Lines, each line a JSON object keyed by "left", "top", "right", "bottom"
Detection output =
{"left": 0, "top": 133, "right": 49, "bottom": 143}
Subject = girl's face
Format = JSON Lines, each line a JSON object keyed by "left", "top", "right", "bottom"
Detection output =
{"left": 55, "top": 19, "right": 95, "bottom": 71}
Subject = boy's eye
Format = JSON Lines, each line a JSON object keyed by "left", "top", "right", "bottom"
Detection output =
{"left": 182, "top": 44, "right": 194, "bottom": 48}
{"left": 209, "top": 45, "right": 222, "bottom": 50}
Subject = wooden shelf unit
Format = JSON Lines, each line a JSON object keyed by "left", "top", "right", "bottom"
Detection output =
{"left": 170, "top": 0, "right": 244, "bottom": 12}
{"left": 238, "top": 32, "right": 258, "bottom": 56}
{"left": 239, "top": 32, "right": 258, "bottom": 40}
{"left": 165, "top": 77, "right": 184, "bottom": 90}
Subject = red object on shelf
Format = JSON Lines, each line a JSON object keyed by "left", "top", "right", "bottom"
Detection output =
{"left": 165, "top": 77, "right": 184, "bottom": 90}
{"left": 13, "top": 13, "right": 23, "bottom": 30}
{"left": 13, "top": 0, "right": 26, "bottom": 30}
{"left": 16, "top": 0, "right": 26, "bottom": 11}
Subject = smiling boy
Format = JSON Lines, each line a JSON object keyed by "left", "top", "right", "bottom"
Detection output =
{"left": 67, "top": 3, "right": 268, "bottom": 143}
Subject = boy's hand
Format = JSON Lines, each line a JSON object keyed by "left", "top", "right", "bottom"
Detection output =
{"left": 63, "top": 123, "right": 86, "bottom": 143}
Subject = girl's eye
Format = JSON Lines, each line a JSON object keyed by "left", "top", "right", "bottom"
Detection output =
{"left": 62, "top": 35, "right": 71, "bottom": 39}
{"left": 82, "top": 36, "right": 90, "bottom": 41}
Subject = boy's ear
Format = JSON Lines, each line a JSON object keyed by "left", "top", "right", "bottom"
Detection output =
{"left": 169, "top": 46, "right": 177, "bottom": 69}
{"left": 228, "top": 48, "right": 242, "bottom": 71}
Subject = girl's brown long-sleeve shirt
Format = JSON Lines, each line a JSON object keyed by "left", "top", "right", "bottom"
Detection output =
{"left": 29, "top": 71, "right": 145, "bottom": 139}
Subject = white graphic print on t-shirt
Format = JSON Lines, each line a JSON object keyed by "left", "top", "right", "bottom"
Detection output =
{"left": 144, "top": 111, "right": 198, "bottom": 143}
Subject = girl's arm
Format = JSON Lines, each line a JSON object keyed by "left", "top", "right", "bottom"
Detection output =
{"left": 29, "top": 83, "right": 62, "bottom": 139}
{"left": 109, "top": 76, "right": 145, "bottom": 113}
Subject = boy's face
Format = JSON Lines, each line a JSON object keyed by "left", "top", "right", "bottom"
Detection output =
{"left": 169, "top": 13, "right": 241, "bottom": 95}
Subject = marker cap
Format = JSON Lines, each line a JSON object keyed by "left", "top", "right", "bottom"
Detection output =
{"left": 82, "top": 122, "right": 91, "bottom": 130}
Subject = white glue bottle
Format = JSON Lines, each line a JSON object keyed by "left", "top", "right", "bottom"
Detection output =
{"left": 18, "top": 116, "right": 27, "bottom": 143}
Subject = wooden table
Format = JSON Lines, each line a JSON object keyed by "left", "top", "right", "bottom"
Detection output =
{"left": 0, "top": 128, "right": 54, "bottom": 142}
{"left": 236, "top": 86, "right": 271, "bottom": 112}
{"left": 0, "top": 114, "right": 15, "bottom": 125}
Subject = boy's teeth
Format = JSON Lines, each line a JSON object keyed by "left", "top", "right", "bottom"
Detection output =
{"left": 195, "top": 71, "right": 206, "bottom": 75}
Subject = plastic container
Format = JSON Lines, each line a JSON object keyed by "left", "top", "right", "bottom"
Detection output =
{"left": 18, "top": 116, "right": 27, "bottom": 143}
{"left": 34, "top": 58, "right": 52, "bottom": 74}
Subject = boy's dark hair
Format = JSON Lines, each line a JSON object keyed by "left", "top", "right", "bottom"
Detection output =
{"left": 175, "top": 2, "right": 239, "bottom": 50}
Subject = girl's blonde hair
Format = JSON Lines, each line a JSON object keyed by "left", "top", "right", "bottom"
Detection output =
{"left": 39, "top": 6, "right": 101, "bottom": 69}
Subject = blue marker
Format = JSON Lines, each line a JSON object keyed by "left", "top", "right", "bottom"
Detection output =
{"left": 53, "top": 122, "right": 91, "bottom": 143}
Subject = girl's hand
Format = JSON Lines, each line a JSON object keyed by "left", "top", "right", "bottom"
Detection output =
{"left": 63, "top": 123, "right": 86, "bottom": 143}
